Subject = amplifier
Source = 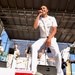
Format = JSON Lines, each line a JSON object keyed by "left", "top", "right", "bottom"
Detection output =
{"left": 37, "top": 65, "right": 57, "bottom": 75}
{"left": 0, "top": 61, "right": 6, "bottom": 67}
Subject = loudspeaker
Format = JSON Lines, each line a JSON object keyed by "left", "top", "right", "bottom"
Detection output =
{"left": 37, "top": 65, "right": 57, "bottom": 75}
{"left": 9, "top": 48, "right": 14, "bottom": 54}
{"left": 0, "top": 61, "right": 6, "bottom": 67}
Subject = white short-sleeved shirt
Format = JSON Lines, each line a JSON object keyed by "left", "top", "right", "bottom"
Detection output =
{"left": 39, "top": 53, "right": 48, "bottom": 65}
{"left": 14, "top": 49, "right": 20, "bottom": 58}
{"left": 38, "top": 16, "right": 57, "bottom": 38}
{"left": 39, "top": 53, "right": 48, "bottom": 61}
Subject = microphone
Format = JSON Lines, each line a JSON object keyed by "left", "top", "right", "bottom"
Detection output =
{"left": 38, "top": 10, "right": 42, "bottom": 13}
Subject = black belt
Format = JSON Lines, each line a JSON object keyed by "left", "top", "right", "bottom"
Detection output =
{"left": 41, "top": 36, "right": 49, "bottom": 38}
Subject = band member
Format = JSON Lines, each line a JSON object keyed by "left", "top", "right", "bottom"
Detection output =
{"left": 31, "top": 5, "right": 63, "bottom": 75}
{"left": 38, "top": 48, "right": 48, "bottom": 65}
{"left": 14, "top": 43, "right": 20, "bottom": 58}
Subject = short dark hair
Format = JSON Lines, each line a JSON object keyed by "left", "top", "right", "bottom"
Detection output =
{"left": 14, "top": 43, "right": 18, "bottom": 45}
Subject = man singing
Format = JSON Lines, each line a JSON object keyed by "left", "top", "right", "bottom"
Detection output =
{"left": 31, "top": 5, "right": 63, "bottom": 75}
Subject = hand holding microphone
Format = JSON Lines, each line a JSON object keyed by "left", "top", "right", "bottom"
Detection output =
{"left": 38, "top": 10, "right": 42, "bottom": 13}
{"left": 38, "top": 10, "right": 42, "bottom": 16}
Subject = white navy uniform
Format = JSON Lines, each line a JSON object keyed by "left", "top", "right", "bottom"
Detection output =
{"left": 38, "top": 53, "right": 48, "bottom": 65}
{"left": 31, "top": 16, "right": 63, "bottom": 75}
{"left": 14, "top": 48, "right": 20, "bottom": 58}
{"left": 61, "top": 47, "right": 70, "bottom": 62}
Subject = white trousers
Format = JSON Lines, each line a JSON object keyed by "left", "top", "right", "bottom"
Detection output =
{"left": 31, "top": 37, "right": 63, "bottom": 74}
